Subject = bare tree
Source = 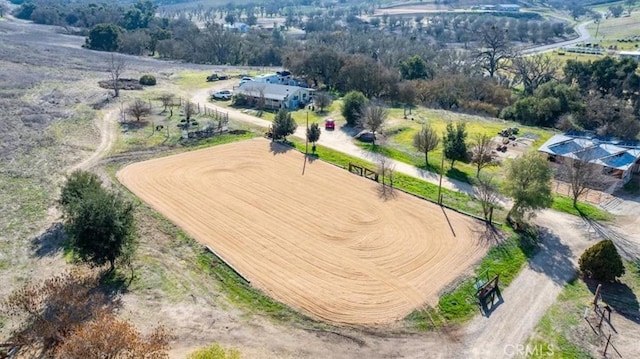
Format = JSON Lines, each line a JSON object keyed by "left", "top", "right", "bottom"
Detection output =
{"left": 397, "top": 81, "right": 417, "bottom": 117}
{"left": 108, "top": 54, "right": 127, "bottom": 98}
{"left": 413, "top": 124, "right": 440, "bottom": 165}
{"left": 510, "top": 54, "right": 559, "bottom": 95}
{"left": 474, "top": 23, "right": 513, "bottom": 78}
{"left": 313, "top": 91, "right": 332, "bottom": 112}
{"left": 158, "top": 94, "right": 175, "bottom": 114}
{"left": 470, "top": 133, "right": 495, "bottom": 176}
{"left": 183, "top": 101, "right": 197, "bottom": 131}
{"left": 127, "top": 99, "right": 152, "bottom": 121}
{"left": 359, "top": 104, "right": 388, "bottom": 145}
{"left": 558, "top": 154, "right": 605, "bottom": 207}
{"left": 376, "top": 153, "right": 396, "bottom": 199}
{"left": 474, "top": 174, "right": 500, "bottom": 224}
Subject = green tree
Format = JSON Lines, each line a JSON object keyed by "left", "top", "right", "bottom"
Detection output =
{"left": 503, "top": 151, "right": 553, "bottom": 225}
{"left": 443, "top": 122, "right": 468, "bottom": 168}
{"left": 341, "top": 91, "right": 368, "bottom": 126}
{"left": 579, "top": 240, "right": 625, "bottom": 282}
{"left": 399, "top": 55, "right": 431, "bottom": 80}
{"left": 86, "top": 23, "right": 122, "bottom": 52}
{"left": 272, "top": 108, "right": 297, "bottom": 141}
{"left": 413, "top": 123, "right": 439, "bottom": 165}
{"left": 306, "top": 122, "right": 321, "bottom": 153}
{"left": 60, "top": 171, "right": 136, "bottom": 271}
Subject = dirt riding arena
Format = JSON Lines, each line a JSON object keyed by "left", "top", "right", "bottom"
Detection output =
{"left": 117, "top": 138, "right": 487, "bottom": 325}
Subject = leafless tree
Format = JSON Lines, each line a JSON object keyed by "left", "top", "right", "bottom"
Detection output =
{"left": 313, "top": 91, "right": 332, "bottom": 112}
{"left": 376, "top": 153, "right": 396, "bottom": 199}
{"left": 510, "top": 54, "right": 559, "bottom": 95}
{"left": 108, "top": 54, "right": 127, "bottom": 98}
{"left": 470, "top": 133, "right": 495, "bottom": 176}
{"left": 474, "top": 174, "right": 500, "bottom": 224}
{"left": 127, "top": 99, "right": 152, "bottom": 121}
{"left": 558, "top": 154, "right": 605, "bottom": 207}
{"left": 359, "top": 104, "right": 388, "bottom": 145}
{"left": 413, "top": 123, "right": 440, "bottom": 165}
{"left": 397, "top": 81, "right": 417, "bottom": 117}
{"left": 183, "top": 101, "right": 196, "bottom": 120}
{"left": 474, "top": 23, "right": 514, "bottom": 78}
{"left": 158, "top": 94, "right": 175, "bottom": 114}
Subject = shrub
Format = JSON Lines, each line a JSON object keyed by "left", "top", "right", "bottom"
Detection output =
{"left": 579, "top": 240, "right": 625, "bottom": 282}
{"left": 188, "top": 343, "right": 241, "bottom": 359}
{"left": 139, "top": 74, "right": 156, "bottom": 86}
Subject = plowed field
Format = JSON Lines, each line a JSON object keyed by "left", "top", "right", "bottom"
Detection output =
{"left": 117, "top": 138, "right": 487, "bottom": 324}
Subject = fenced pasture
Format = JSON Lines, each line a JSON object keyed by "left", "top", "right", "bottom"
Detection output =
{"left": 117, "top": 138, "right": 488, "bottom": 324}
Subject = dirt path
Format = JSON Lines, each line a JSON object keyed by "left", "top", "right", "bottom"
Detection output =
{"left": 68, "top": 106, "right": 119, "bottom": 173}
{"left": 462, "top": 210, "right": 596, "bottom": 358}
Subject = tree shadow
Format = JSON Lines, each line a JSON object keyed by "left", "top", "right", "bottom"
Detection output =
{"left": 30, "top": 222, "right": 66, "bottom": 258}
{"left": 585, "top": 277, "right": 640, "bottom": 325}
{"left": 120, "top": 120, "right": 150, "bottom": 132}
{"left": 526, "top": 226, "right": 577, "bottom": 286}
{"left": 376, "top": 184, "right": 398, "bottom": 201}
{"left": 473, "top": 224, "right": 509, "bottom": 246}
{"left": 446, "top": 167, "right": 471, "bottom": 184}
{"left": 268, "top": 140, "right": 293, "bottom": 155}
{"left": 579, "top": 209, "right": 640, "bottom": 260}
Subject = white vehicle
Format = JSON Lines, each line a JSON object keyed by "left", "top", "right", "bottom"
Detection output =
{"left": 239, "top": 77, "right": 253, "bottom": 86}
{"left": 212, "top": 90, "right": 233, "bottom": 100}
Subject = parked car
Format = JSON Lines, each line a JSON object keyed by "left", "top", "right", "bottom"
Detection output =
{"left": 239, "top": 77, "right": 253, "bottom": 86}
{"left": 324, "top": 118, "right": 335, "bottom": 130}
{"left": 354, "top": 130, "right": 376, "bottom": 143}
{"left": 206, "top": 73, "right": 229, "bottom": 81}
{"left": 212, "top": 90, "right": 233, "bottom": 100}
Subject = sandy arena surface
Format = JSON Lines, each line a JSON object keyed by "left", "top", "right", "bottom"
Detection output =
{"left": 117, "top": 138, "right": 487, "bottom": 325}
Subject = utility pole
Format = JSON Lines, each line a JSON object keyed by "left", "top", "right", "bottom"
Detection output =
{"left": 438, "top": 153, "right": 445, "bottom": 205}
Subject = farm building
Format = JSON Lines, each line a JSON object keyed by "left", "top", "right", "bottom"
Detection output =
{"left": 538, "top": 132, "right": 640, "bottom": 192}
{"left": 234, "top": 82, "right": 314, "bottom": 110}
{"left": 618, "top": 50, "right": 640, "bottom": 61}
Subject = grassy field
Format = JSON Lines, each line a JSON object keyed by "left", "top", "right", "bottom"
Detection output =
{"left": 526, "top": 260, "right": 640, "bottom": 358}
{"left": 586, "top": 11, "right": 640, "bottom": 40}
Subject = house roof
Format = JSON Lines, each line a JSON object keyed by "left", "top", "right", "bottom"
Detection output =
{"left": 235, "top": 83, "right": 312, "bottom": 100}
{"left": 539, "top": 134, "right": 640, "bottom": 171}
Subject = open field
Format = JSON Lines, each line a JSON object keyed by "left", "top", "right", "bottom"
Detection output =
{"left": 586, "top": 11, "right": 640, "bottom": 40}
{"left": 117, "top": 138, "right": 488, "bottom": 324}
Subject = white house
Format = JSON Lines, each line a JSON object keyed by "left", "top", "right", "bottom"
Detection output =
{"left": 234, "top": 83, "right": 314, "bottom": 110}
{"left": 538, "top": 132, "right": 640, "bottom": 192}
{"left": 251, "top": 70, "right": 305, "bottom": 87}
